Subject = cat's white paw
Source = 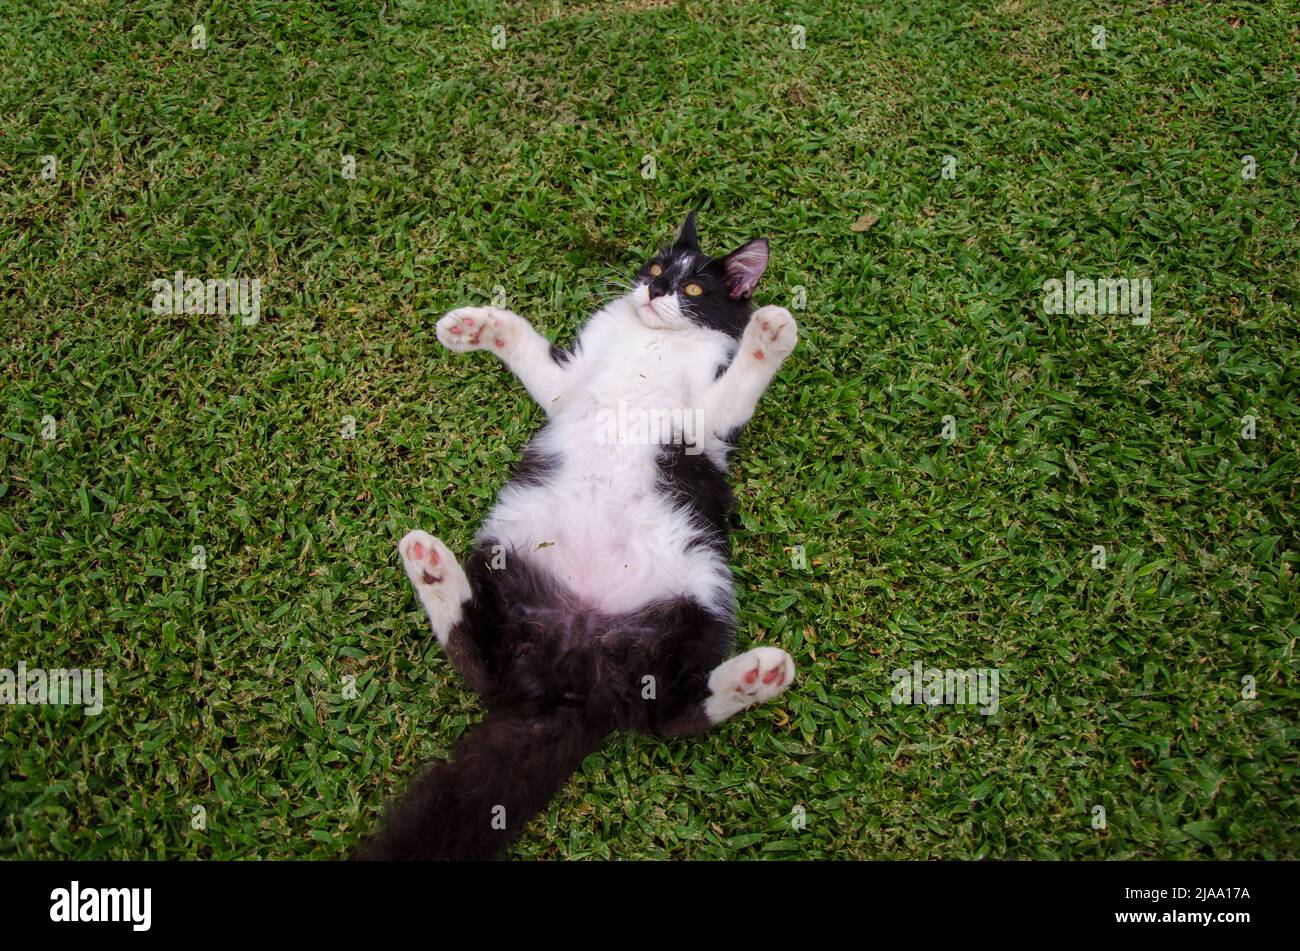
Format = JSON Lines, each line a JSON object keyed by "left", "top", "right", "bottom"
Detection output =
{"left": 436, "top": 307, "right": 522, "bottom": 354}
{"left": 398, "top": 529, "right": 471, "bottom": 643}
{"left": 399, "top": 529, "right": 451, "bottom": 586}
{"left": 742, "top": 306, "right": 798, "bottom": 364}
{"left": 704, "top": 646, "right": 796, "bottom": 724}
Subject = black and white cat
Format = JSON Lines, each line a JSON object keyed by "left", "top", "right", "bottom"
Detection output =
{"left": 359, "top": 213, "right": 798, "bottom": 860}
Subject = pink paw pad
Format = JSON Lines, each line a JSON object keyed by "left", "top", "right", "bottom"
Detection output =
{"left": 407, "top": 540, "right": 441, "bottom": 584}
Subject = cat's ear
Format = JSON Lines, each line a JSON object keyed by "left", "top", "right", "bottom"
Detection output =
{"left": 722, "top": 238, "right": 769, "bottom": 300}
{"left": 674, "top": 211, "right": 700, "bottom": 250}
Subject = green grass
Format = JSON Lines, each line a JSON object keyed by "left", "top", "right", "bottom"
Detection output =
{"left": 1, "top": 0, "right": 1297, "bottom": 860}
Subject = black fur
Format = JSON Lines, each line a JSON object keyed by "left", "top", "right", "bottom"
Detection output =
{"left": 549, "top": 341, "right": 579, "bottom": 365}
{"left": 511, "top": 444, "right": 559, "bottom": 488}
{"left": 356, "top": 548, "right": 734, "bottom": 860}
{"left": 357, "top": 215, "right": 772, "bottom": 861}
{"left": 656, "top": 444, "right": 734, "bottom": 556}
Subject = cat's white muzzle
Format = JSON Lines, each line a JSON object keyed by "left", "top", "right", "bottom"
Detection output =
{"left": 632, "top": 285, "right": 688, "bottom": 330}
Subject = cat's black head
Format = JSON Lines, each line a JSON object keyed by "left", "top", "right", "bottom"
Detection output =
{"left": 630, "top": 212, "right": 769, "bottom": 338}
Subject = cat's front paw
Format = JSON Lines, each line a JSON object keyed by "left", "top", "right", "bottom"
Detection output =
{"left": 436, "top": 307, "right": 522, "bottom": 354}
{"left": 742, "top": 306, "right": 798, "bottom": 364}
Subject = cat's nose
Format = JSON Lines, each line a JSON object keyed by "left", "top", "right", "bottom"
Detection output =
{"left": 648, "top": 283, "right": 669, "bottom": 300}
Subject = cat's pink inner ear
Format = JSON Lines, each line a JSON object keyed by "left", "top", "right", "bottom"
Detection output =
{"left": 725, "top": 239, "right": 769, "bottom": 299}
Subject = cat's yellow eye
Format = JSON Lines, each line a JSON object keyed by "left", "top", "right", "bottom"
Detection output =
{"left": 684, "top": 282, "right": 703, "bottom": 297}
{"left": 649, "top": 264, "right": 662, "bottom": 276}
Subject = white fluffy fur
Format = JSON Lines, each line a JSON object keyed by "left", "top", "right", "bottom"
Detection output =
{"left": 434, "top": 291, "right": 797, "bottom": 618}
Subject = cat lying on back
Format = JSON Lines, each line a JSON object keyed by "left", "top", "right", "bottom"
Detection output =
{"left": 359, "top": 212, "right": 799, "bottom": 859}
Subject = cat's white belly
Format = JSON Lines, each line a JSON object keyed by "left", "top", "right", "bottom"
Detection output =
{"left": 477, "top": 309, "right": 738, "bottom": 616}
{"left": 479, "top": 441, "right": 733, "bottom": 615}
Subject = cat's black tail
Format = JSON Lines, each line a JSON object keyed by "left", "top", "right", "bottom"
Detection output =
{"left": 355, "top": 706, "right": 607, "bottom": 860}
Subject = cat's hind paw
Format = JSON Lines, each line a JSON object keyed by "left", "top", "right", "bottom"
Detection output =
{"left": 704, "top": 646, "right": 796, "bottom": 724}
{"left": 398, "top": 529, "right": 471, "bottom": 643}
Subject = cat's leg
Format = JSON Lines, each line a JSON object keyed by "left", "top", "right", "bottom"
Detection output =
{"left": 397, "top": 529, "right": 491, "bottom": 693}
{"left": 435, "top": 307, "right": 569, "bottom": 413}
{"left": 702, "top": 305, "right": 798, "bottom": 437}
{"left": 657, "top": 646, "right": 796, "bottom": 736}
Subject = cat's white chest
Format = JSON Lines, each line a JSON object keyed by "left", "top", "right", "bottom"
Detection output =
{"left": 478, "top": 310, "right": 735, "bottom": 615}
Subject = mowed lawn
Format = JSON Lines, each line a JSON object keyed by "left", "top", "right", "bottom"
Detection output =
{"left": 1, "top": 0, "right": 1296, "bottom": 859}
